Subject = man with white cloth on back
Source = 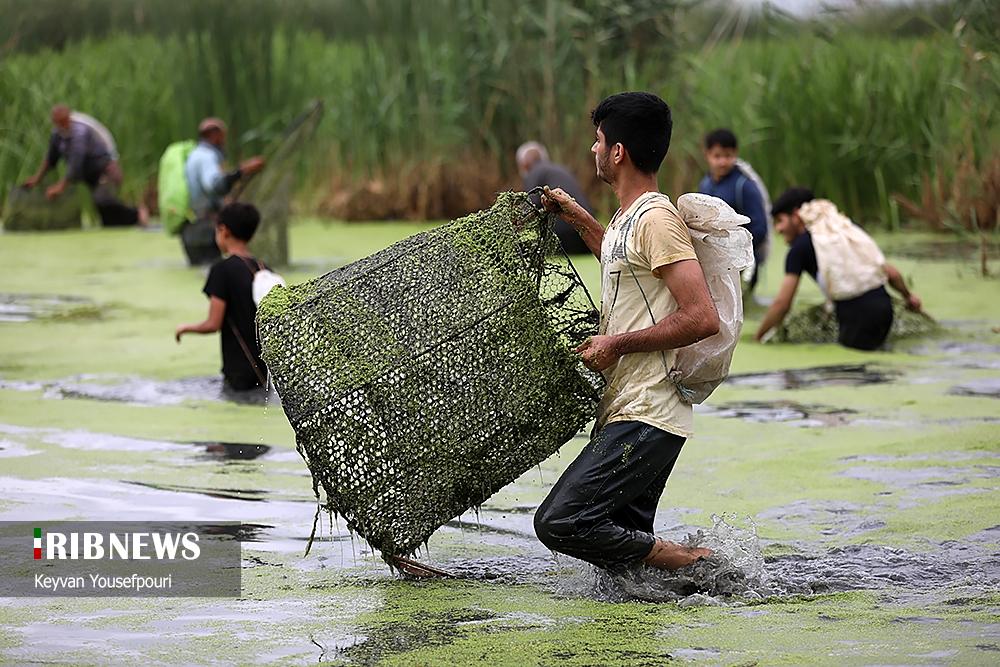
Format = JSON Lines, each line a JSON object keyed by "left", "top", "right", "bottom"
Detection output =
{"left": 755, "top": 187, "right": 923, "bottom": 350}
{"left": 533, "top": 92, "right": 723, "bottom": 571}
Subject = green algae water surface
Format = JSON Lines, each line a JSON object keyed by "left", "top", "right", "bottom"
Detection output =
{"left": 0, "top": 222, "right": 997, "bottom": 664}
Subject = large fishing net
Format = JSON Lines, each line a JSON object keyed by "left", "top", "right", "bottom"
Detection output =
{"left": 257, "top": 191, "right": 604, "bottom": 557}
{"left": 236, "top": 100, "right": 323, "bottom": 266}
{"left": 770, "top": 299, "right": 938, "bottom": 344}
{"left": 3, "top": 178, "right": 82, "bottom": 231}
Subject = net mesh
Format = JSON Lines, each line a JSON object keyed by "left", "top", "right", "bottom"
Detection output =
{"left": 3, "top": 179, "right": 82, "bottom": 231}
{"left": 238, "top": 100, "right": 324, "bottom": 266}
{"left": 257, "top": 191, "right": 604, "bottom": 557}
{"left": 771, "top": 299, "right": 938, "bottom": 344}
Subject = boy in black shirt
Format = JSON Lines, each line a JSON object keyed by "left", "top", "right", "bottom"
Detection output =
{"left": 175, "top": 203, "right": 268, "bottom": 390}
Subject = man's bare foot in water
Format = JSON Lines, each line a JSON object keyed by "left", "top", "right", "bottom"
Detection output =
{"left": 642, "top": 538, "right": 712, "bottom": 570}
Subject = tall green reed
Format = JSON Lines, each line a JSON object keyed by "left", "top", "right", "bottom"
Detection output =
{"left": 0, "top": 0, "right": 994, "bottom": 225}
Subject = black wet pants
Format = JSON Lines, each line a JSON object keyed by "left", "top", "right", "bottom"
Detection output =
{"left": 836, "top": 286, "right": 894, "bottom": 351}
{"left": 82, "top": 162, "right": 139, "bottom": 227}
{"left": 534, "top": 421, "right": 685, "bottom": 569}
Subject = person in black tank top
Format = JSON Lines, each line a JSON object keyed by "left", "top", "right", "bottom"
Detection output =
{"left": 174, "top": 203, "right": 268, "bottom": 390}
{"left": 755, "top": 188, "right": 924, "bottom": 350}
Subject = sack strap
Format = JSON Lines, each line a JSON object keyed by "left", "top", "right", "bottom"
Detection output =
{"left": 616, "top": 195, "right": 675, "bottom": 381}
{"left": 735, "top": 173, "right": 746, "bottom": 213}
{"left": 222, "top": 254, "right": 268, "bottom": 387}
{"left": 236, "top": 254, "right": 264, "bottom": 275}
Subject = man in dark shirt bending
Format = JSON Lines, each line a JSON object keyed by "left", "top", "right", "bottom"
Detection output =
{"left": 23, "top": 105, "right": 145, "bottom": 227}
{"left": 755, "top": 187, "right": 922, "bottom": 351}
{"left": 517, "top": 141, "right": 594, "bottom": 254}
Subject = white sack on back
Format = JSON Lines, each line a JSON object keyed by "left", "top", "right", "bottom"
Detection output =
{"left": 253, "top": 269, "right": 287, "bottom": 306}
{"left": 669, "top": 193, "right": 754, "bottom": 404}
{"left": 798, "top": 199, "right": 885, "bottom": 301}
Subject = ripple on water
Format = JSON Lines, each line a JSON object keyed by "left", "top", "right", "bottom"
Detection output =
{"left": 949, "top": 378, "right": 1000, "bottom": 399}
{"left": 695, "top": 400, "right": 858, "bottom": 427}
{"left": 0, "top": 374, "right": 278, "bottom": 406}
{"left": 541, "top": 514, "right": 1000, "bottom": 605}
{"left": 726, "top": 364, "right": 898, "bottom": 391}
{"left": 0, "top": 293, "right": 100, "bottom": 322}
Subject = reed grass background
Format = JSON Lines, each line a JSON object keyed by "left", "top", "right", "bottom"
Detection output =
{"left": 1, "top": 0, "right": 996, "bottom": 227}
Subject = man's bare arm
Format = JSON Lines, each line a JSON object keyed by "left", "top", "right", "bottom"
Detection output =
{"left": 883, "top": 262, "right": 923, "bottom": 312}
{"left": 576, "top": 259, "right": 719, "bottom": 371}
{"left": 540, "top": 186, "right": 605, "bottom": 259}
{"left": 755, "top": 274, "right": 800, "bottom": 341}
{"left": 175, "top": 297, "right": 227, "bottom": 342}
{"left": 23, "top": 158, "right": 51, "bottom": 188}
{"left": 614, "top": 259, "right": 720, "bottom": 353}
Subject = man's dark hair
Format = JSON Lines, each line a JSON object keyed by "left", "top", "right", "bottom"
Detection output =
{"left": 218, "top": 202, "right": 260, "bottom": 241}
{"left": 704, "top": 128, "right": 738, "bottom": 150}
{"left": 591, "top": 92, "right": 672, "bottom": 174}
{"left": 771, "top": 187, "right": 815, "bottom": 217}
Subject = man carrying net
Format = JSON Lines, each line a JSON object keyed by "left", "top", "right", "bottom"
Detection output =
{"left": 534, "top": 92, "right": 718, "bottom": 570}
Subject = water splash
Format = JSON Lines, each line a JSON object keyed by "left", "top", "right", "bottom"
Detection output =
{"left": 556, "top": 514, "right": 767, "bottom": 604}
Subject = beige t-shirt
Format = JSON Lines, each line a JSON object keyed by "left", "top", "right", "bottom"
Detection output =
{"left": 595, "top": 192, "right": 698, "bottom": 437}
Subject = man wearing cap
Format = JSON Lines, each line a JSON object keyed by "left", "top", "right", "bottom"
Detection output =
{"left": 23, "top": 104, "right": 146, "bottom": 227}
{"left": 181, "top": 117, "right": 265, "bottom": 265}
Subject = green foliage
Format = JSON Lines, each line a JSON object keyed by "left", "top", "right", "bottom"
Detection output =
{"left": 0, "top": 0, "right": 995, "bottom": 224}
{"left": 673, "top": 32, "right": 998, "bottom": 222}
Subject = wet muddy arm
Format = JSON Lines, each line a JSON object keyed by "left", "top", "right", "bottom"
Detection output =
{"left": 755, "top": 274, "right": 800, "bottom": 341}
{"left": 884, "top": 263, "right": 922, "bottom": 312}
{"left": 541, "top": 186, "right": 604, "bottom": 259}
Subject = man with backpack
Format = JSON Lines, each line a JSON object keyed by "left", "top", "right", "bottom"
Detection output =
{"left": 754, "top": 187, "right": 923, "bottom": 351}
{"left": 698, "top": 128, "right": 770, "bottom": 293}
{"left": 534, "top": 92, "right": 720, "bottom": 571}
{"left": 178, "top": 118, "right": 265, "bottom": 265}
{"left": 175, "top": 203, "right": 275, "bottom": 391}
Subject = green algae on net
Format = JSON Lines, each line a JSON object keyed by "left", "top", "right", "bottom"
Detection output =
{"left": 257, "top": 191, "right": 604, "bottom": 558}
{"left": 3, "top": 183, "right": 83, "bottom": 231}
{"left": 770, "top": 299, "right": 939, "bottom": 344}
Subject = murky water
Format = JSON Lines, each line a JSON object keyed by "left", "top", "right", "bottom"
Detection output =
{"left": 0, "top": 293, "right": 100, "bottom": 322}
{"left": 726, "top": 364, "right": 898, "bottom": 390}
{"left": 695, "top": 400, "right": 858, "bottom": 427}
{"left": 2, "top": 332, "right": 999, "bottom": 662}
{"left": 194, "top": 441, "right": 273, "bottom": 460}
{"left": 949, "top": 378, "right": 1000, "bottom": 399}
{"left": 880, "top": 238, "right": 999, "bottom": 262}
{"left": 546, "top": 514, "right": 1000, "bottom": 606}
{"left": 0, "top": 374, "right": 276, "bottom": 406}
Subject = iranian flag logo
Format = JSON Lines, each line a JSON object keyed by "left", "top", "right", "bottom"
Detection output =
{"left": 33, "top": 527, "right": 42, "bottom": 559}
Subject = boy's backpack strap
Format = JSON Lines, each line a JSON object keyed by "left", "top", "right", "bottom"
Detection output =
{"left": 227, "top": 319, "right": 267, "bottom": 387}
{"left": 228, "top": 254, "right": 268, "bottom": 387}
{"left": 236, "top": 255, "right": 264, "bottom": 275}
{"left": 735, "top": 173, "right": 747, "bottom": 213}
